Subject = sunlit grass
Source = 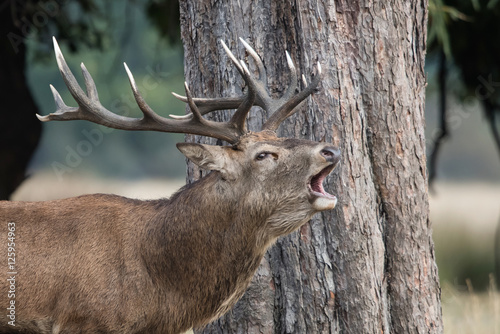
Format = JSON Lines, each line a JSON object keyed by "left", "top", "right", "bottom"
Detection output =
{"left": 442, "top": 275, "right": 500, "bottom": 334}
{"left": 431, "top": 182, "right": 500, "bottom": 333}
{"left": 11, "top": 170, "right": 184, "bottom": 201}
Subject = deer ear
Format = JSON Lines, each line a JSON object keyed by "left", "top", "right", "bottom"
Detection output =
{"left": 176, "top": 143, "right": 230, "bottom": 176}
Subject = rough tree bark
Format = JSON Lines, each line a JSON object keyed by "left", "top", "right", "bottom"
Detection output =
{"left": 179, "top": 1, "right": 442, "bottom": 333}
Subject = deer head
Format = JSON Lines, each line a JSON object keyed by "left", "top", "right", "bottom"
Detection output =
{"left": 38, "top": 37, "right": 340, "bottom": 216}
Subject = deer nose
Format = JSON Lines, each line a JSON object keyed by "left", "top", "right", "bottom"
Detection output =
{"left": 320, "top": 146, "right": 341, "bottom": 164}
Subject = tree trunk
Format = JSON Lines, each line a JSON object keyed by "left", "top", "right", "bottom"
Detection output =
{"left": 179, "top": 1, "right": 442, "bottom": 333}
{"left": 0, "top": 4, "right": 41, "bottom": 200}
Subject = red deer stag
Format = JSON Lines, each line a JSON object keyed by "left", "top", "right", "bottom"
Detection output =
{"left": 0, "top": 38, "right": 340, "bottom": 334}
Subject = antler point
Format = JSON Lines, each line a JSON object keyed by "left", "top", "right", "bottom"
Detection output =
{"left": 285, "top": 51, "right": 295, "bottom": 69}
{"left": 53, "top": 39, "right": 63, "bottom": 57}
{"left": 52, "top": 36, "right": 59, "bottom": 49}
{"left": 172, "top": 91, "right": 185, "bottom": 99}
{"left": 239, "top": 60, "right": 250, "bottom": 75}
{"left": 169, "top": 114, "right": 190, "bottom": 120}
{"left": 53, "top": 42, "right": 65, "bottom": 70}
{"left": 123, "top": 63, "right": 131, "bottom": 74}
{"left": 49, "top": 84, "right": 60, "bottom": 96}
{"left": 124, "top": 63, "right": 137, "bottom": 91}
{"left": 36, "top": 114, "right": 49, "bottom": 122}
{"left": 239, "top": 37, "right": 250, "bottom": 48}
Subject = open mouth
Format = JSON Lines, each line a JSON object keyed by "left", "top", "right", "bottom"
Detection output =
{"left": 307, "top": 165, "right": 337, "bottom": 210}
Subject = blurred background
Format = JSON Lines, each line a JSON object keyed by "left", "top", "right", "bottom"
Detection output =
{"left": 1, "top": 0, "right": 499, "bottom": 332}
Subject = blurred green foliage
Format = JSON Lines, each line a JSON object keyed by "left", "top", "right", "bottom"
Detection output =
{"left": 428, "top": 0, "right": 470, "bottom": 59}
{"left": 427, "top": 0, "right": 500, "bottom": 174}
{"left": 24, "top": 0, "right": 187, "bottom": 179}
{"left": 428, "top": 0, "right": 500, "bottom": 96}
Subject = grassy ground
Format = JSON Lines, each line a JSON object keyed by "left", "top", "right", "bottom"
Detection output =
{"left": 430, "top": 182, "right": 500, "bottom": 333}
{"left": 10, "top": 173, "right": 500, "bottom": 333}
{"left": 11, "top": 171, "right": 185, "bottom": 201}
{"left": 442, "top": 277, "right": 500, "bottom": 334}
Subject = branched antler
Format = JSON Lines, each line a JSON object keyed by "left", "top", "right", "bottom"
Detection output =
{"left": 38, "top": 37, "right": 321, "bottom": 144}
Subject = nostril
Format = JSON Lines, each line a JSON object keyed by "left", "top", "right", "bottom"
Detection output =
{"left": 320, "top": 146, "right": 340, "bottom": 163}
{"left": 321, "top": 149, "right": 334, "bottom": 157}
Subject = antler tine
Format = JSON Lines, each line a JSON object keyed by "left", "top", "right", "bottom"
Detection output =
{"left": 221, "top": 39, "right": 268, "bottom": 117}
{"left": 183, "top": 82, "right": 208, "bottom": 123}
{"left": 123, "top": 62, "right": 153, "bottom": 118}
{"left": 221, "top": 40, "right": 245, "bottom": 78}
{"left": 171, "top": 93, "right": 244, "bottom": 116}
{"left": 230, "top": 61, "right": 257, "bottom": 132}
{"left": 282, "top": 51, "right": 298, "bottom": 100}
{"left": 52, "top": 37, "right": 88, "bottom": 106}
{"left": 239, "top": 37, "right": 267, "bottom": 86}
{"left": 37, "top": 84, "right": 77, "bottom": 122}
{"left": 123, "top": 62, "right": 172, "bottom": 125}
{"left": 301, "top": 74, "right": 307, "bottom": 87}
{"left": 80, "top": 63, "right": 98, "bottom": 101}
{"left": 262, "top": 62, "right": 322, "bottom": 132}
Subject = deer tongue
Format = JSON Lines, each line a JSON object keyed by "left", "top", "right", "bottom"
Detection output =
{"left": 310, "top": 166, "right": 335, "bottom": 197}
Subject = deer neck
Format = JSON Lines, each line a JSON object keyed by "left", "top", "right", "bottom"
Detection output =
{"left": 141, "top": 171, "right": 272, "bottom": 296}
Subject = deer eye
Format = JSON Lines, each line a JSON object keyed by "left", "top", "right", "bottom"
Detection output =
{"left": 256, "top": 152, "right": 269, "bottom": 161}
{"left": 255, "top": 151, "right": 278, "bottom": 161}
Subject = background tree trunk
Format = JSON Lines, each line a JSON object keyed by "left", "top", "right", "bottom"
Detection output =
{"left": 179, "top": 1, "right": 442, "bottom": 333}
{"left": 0, "top": 5, "right": 41, "bottom": 200}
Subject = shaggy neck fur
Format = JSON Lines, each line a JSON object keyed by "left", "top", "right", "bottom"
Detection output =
{"left": 141, "top": 171, "right": 313, "bottom": 330}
